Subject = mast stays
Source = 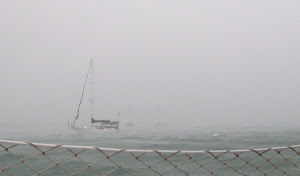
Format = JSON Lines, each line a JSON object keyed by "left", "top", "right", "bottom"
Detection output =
{"left": 71, "top": 60, "right": 93, "bottom": 127}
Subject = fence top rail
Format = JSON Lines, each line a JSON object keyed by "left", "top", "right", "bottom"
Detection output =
{"left": 1, "top": 139, "right": 300, "bottom": 154}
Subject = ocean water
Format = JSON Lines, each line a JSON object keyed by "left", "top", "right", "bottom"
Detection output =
{"left": 3, "top": 125, "right": 300, "bottom": 150}
{"left": 1, "top": 126, "right": 300, "bottom": 175}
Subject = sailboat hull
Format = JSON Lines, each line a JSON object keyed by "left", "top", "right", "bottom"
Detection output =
{"left": 71, "top": 126, "right": 119, "bottom": 134}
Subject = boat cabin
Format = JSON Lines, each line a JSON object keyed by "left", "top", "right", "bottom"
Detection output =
{"left": 91, "top": 118, "right": 119, "bottom": 130}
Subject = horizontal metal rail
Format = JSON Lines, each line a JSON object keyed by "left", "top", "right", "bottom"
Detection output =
{"left": 1, "top": 139, "right": 299, "bottom": 153}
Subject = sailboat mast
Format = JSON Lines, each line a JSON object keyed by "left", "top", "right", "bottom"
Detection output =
{"left": 90, "top": 59, "right": 95, "bottom": 124}
{"left": 129, "top": 105, "right": 132, "bottom": 123}
{"left": 71, "top": 60, "right": 92, "bottom": 127}
{"left": 157, "top": 104, "right": 160, "bottom": 126}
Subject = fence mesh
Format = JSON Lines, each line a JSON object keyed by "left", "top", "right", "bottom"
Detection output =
{"left": 1, "top": 139, "right": 300, "bottom": 176}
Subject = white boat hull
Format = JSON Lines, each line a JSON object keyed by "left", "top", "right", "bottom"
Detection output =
{"left": 71, "top": 126, "right": 119, "bottom": 133}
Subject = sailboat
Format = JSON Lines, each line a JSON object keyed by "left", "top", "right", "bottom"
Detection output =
{"left": 70, "top": 60, "right": 120, "bottom": 132}
{"left": 126, "top": 105, "right": 135, "bottom": 128}
{"left": 153, "top": 105, "right": 167, "bottom": 129}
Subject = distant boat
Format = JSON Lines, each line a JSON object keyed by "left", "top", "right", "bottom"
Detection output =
{"left": 153, "top": 105, "right": 167, "bottom": 129}
{"left": 126, "top": 105, "right": 135, "bottom": 128}
{"left": 70, "top": 60, "right": 120, "bottom": 132}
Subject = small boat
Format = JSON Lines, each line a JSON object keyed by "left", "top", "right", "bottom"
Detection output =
{"left": 153, "top": 105, "right": 168, "bottom": 129}
{"left": 126, "top": 105, "right": 135, "bottom": 128}
{"left": 70, "top": 60, "right": 119, "bottom": 132}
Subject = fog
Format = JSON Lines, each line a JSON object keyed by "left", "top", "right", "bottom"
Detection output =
{"left": 0, "top": 1, "right": 299, "bottom": 135}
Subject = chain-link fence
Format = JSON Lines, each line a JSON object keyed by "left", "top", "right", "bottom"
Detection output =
{"left": 1, "top": 139, "right": 300, "bottom": 176}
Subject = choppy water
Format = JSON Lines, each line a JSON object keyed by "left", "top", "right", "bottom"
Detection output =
{"left": 2, "top": 126, "right": 300, "bottom": 151}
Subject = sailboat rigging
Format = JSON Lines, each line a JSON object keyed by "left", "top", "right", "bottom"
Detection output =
{"left": 126, "top": 105, "right": 135, "bottom": 128}
{"left": 71, "top": 60, "right": 119, "bottom": 132}
{"left": 153, "top": 104, "right": 167, "bottom": 129}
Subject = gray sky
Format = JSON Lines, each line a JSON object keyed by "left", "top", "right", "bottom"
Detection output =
{"left": 0, "top": 1, "right": 299, "bottom": 132}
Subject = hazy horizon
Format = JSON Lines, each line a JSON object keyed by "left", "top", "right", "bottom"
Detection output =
{"left": 1, "top": 1, "right": 299, "bottom": 135}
